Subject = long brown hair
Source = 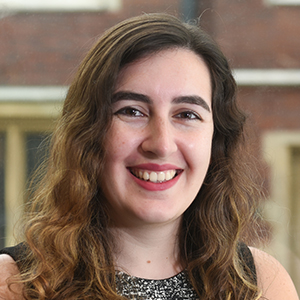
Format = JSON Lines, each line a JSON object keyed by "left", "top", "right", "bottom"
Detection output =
{"left": 18, "top": 13, "right": 262, "bottom": 299}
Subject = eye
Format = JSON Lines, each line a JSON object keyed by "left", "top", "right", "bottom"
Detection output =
{"left": 174, "top": 111, "right": 202, "bottom": 121}
{"left": 114, "top": 106, "right": 145, "bottom": 117}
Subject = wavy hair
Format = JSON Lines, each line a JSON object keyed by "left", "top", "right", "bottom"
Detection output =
{"left": 17, "top": 13, "right": 262, "bottom": 299}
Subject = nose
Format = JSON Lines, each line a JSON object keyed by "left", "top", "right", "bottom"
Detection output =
{"left": 140, "top": 117, "right": 178, "bottom": 158}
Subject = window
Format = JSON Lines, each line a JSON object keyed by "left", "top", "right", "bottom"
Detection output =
{"left": 26, "top": 133, "right": 50, "bottom": 195}
{"left": 0, "top": 0, "right": 121, "bottom": 12}
{"left": 0, "top": 134, "right": 5, "bottom": 249}
{"left": 290, "top": 147, "right": 300, "bottom": 290}
{"left": 263, "top": 132, "right": 300, "bottom": 293}
{"left": 0, "top": 86, "right": 62, "bottom": 246}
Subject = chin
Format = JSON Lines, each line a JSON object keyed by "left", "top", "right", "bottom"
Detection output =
{"left": 133, "top": 208, "right": 183, "bottom": 226}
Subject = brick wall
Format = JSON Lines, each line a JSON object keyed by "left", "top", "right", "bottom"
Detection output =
{"left": 0, "top": 0, "right": 181, "bottom": 85}
{"left": 212, "top": 0, "right": 300, "bottom": 68}
{"left": 1, "top": 1, "right": 299, "bottom": 79}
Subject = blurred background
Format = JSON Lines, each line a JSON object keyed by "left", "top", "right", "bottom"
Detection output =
{"left": 0, "top": 0, "right": 299, "bottom": 293}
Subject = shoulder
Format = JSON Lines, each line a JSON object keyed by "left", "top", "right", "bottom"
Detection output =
{"left": 250, "top": 247, "right": 299, "bottom": 300}
{"left": 0, "top": 254, "right": 23, "bottom": 300}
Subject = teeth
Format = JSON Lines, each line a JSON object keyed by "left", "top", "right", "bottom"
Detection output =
{"left": 149, "top": 172, "right": 158, "bottom": 182}
{"left": 157, "top": 172, "right": 165, "bottom": 182}
{"left": 132, "top": 169, "right": 177, "bottom": 183}
{"left": 143, "top": 172, "right": 150, "bottom": 181}
{"left": 165, "top": 171, "right": 172, "bottom": 181}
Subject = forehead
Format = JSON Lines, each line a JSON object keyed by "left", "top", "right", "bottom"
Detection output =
{"left": 114, "top": 48, "right": 212, "bottom": 106}
{"left": 118, "top": 48, "right": 209, "bottom": 77}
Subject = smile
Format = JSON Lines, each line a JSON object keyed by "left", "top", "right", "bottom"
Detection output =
{"left": 130, "top": 169, "right": 178, "bottom": 183}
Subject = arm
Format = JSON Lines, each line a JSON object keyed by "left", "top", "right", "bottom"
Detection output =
{"left": 0, "top": 254, "right": 23, "bottom": 300}
{"left": 250, "top": 247, "right": 299, "bottom": 300}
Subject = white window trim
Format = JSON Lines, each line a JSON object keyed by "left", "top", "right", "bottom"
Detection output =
{"left": 0, "top": 0, "right": 121, "bottom": 12}
{"left": 264, "top": 0, "right": 300, "bottom": 6}
{"left": 0, "top": 86, "right": 66, "bottom": 119}
{"left": 1, "top": 70, "right": 300, "bottom": 105}
{"left": 0, "top": 86, "right": 67, "bottom": 102}
{"left": 233, "top": 69, "right": 300, "bottom": 86}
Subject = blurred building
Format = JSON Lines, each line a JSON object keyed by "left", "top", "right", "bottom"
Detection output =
{"left": 0, "top": 0, "right": 299, "bottom": 293}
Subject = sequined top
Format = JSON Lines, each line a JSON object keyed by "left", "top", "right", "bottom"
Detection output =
{"left": 116, "top": 271, "right": 198, "bottom": 300}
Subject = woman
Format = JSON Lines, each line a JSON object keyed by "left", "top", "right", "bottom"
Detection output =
{"left": 0, "top": 13, "right": 298, "bottom": 300}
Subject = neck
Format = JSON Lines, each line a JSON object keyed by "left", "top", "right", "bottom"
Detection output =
{"left": 110, "top": 218, "right": 184, "bottom": 279}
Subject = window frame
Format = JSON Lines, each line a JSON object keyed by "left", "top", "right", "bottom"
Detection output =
{"left": 263, "top": 131, "right": 300, "bottom": 293}
{"left": 0, "top": 87, "right": 63, "bottom": 246}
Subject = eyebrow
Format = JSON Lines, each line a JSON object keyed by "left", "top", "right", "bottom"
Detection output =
{"left": 173, "top": 95, "right": 211, "bottom": 112}
{"left": 112, "top": 91, "right": 150, "bottom": 104}
{"left": 112, "top": 91, "right": 211, "bottom": 112}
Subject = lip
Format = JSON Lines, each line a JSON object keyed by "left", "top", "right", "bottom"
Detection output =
{"left": 128, "top": 164, "right": 182, "bottom": 191}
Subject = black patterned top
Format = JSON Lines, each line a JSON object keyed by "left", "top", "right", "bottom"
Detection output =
{"left": 1, "top": 243, "right": 256, "bottom": 299}
{"left": 115, "top": 270, "right": 198, "bottom": 300}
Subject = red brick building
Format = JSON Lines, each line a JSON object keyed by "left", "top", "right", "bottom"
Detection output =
{"left": 0, "top": 0, "right": 299, "bottom": 292}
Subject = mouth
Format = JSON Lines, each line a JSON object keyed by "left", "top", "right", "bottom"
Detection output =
{"left": 130, "top": 168, "right": 181, "bottom": 183}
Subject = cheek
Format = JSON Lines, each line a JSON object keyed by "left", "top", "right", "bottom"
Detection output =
{"left": 183, "top": 132, "right": 213, "bottom": 168}
{"left": 105, "top": 134, "right": 126, "bottom": 163}
{"left": 186, "top": 129, "right": 213, "bottom": 149}
{"left": 105, "top": 123, "right": 140, "bottom": 163}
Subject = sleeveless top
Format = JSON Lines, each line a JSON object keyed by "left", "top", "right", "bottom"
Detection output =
{"left": 0, "top": 243, "right": 256, "bottom": 300}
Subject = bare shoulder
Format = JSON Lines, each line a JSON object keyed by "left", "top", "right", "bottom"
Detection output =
{"left": 0, "top": 254, "right": 23, "bottom": 300}
{"left": 250, "top": 247, "right": 299, "bottom": 300}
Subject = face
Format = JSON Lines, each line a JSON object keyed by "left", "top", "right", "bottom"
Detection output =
{"left": 100, "top": 48, "right": 214, "bottom": 228}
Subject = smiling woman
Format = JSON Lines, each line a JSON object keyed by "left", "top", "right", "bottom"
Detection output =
{"left": 0, "top": 13, "right": 299, "bottom": 300}
{"left": 101, "top": 48, "right": 213, "bottom": 227}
